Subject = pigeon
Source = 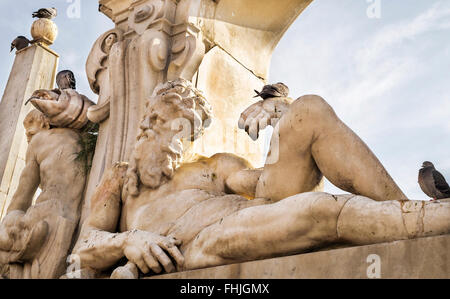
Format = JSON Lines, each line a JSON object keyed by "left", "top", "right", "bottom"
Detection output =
{"left": 254, "top": 82, "right": 290, "bottom": 100}
{"left": 56, "top": 70, "right": 76, "bottom": 90}
{"left": 10, "top": 36, "right": 30, "bottom": 52}
{"left": 32, "top": 7, "right": 57, "bottom": 19}
{"left": 418, "top": 161, "right": 450, "bottom": 200}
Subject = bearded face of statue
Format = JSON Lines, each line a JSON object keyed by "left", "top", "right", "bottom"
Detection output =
{"left": 127, "top": 79, "right": 213, "bottom": 192}
{"left": 133, "top": 136, "right": 176, "bottom": 189}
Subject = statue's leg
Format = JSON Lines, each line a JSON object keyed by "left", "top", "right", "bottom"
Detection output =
{"left": 338, "top": 197, "right": 450, "bottom": 244}
{"left": 257, "top": 95, "right": 406, "bottom": 202}
{"left": 183, "top": 192, "right": 450, "bottom": 270}
{"left": 183, "top": 192, "right": 347, "bottom": 270}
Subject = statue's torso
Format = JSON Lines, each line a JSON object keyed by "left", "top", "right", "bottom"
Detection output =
{"left": 120, "top": 154, "right": 267, "bottom": 249}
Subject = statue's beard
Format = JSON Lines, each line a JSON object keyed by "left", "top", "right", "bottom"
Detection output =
{"left": 125, "top": 78, "right": 213, "bottom": 196}
{"left": 132, "top": 128, "right": 186, "bottom": 191}
{"left": 137, "top": 147, "right": 179, "bottom": 190}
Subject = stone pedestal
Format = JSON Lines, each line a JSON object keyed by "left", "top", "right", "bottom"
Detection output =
{"left": 0, "top": 44, "right": 59, "bottom": 218}
{"left": 150, "top": 235, "right": 450, "bottom": 279}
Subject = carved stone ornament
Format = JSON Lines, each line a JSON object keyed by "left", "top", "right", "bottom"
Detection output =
{"left": 86, "top": 28, "right": 124, "bottom": 124}
{"left": 127, "top": 0, "right": 174, "bottom": 36}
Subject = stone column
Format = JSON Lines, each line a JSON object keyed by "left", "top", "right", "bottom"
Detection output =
{"left": 0, "top": 43, "right": 59, "bottom": 218}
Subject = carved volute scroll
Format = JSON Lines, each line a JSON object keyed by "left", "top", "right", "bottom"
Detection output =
{"left": 168, "top": 23, "right": 207, "bottom": 81}
{"left": 86, "top": 28, "right": 123, "bottom": 124}
{"left": 86, "top": 28, "right": 124, "bottom": 96}
{"left": 127, "top": 0, "right": 174, "bottom": 36}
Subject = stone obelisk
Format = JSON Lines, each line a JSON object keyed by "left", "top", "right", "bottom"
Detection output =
{"left": 0, "top": 19, "right": 59, "bottom": 218}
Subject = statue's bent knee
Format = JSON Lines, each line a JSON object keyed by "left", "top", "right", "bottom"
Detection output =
{"left": 286, "top": 95, "right": 336, "bottom": 126}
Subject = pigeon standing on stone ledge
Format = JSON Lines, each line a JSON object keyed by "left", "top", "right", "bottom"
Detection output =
{"left": 10, "top": 36, "right": 30, "bottom": 52}
{"left": 254, "top": 82, "right": 290, "bottom": 100}
{"left": 32, "top": 7, "right": 57, "bottom": 19}
{"left": 418, "top": 161, "right": 450, "bottom": 200}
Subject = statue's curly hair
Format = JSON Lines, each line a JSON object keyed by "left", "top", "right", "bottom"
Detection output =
{"left": 23, "top": 109, "right": 50, "bottom": 131}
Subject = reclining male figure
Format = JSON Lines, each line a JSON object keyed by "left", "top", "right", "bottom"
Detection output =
{"left": 72, "top": 80, "right": 450, "bottom": 278}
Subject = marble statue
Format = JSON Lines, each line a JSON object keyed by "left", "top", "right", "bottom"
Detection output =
{"left": 2, "top": 0, "right": 448, "bottom": 280}
{"left": 0, "top": 69, "right": 95, "bottom": 278}
{"left": 0, "top": 109, "right": 87, "bottom": 279}
{"left": 71, "top": 79, "right": 450, "bottom": 279}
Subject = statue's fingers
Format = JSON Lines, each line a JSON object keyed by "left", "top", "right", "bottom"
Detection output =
{"left": 150, "top": 244, "right": 175, "bottom": 273}
{"left": 241, "top": 103, "right": 260, "bottom": 119}
{"left": 124, "top": 247, "right": 149, "bottom": 274}
{"left": 244, "top": 110, "right": 260, "bottom": 133}
{"left": 161, "top": 243, "right": 185, "bottom": 267}
{"left": 248, "top": 119, "right": 259, "bottom": 141}
{"left": 142, "top": 251, "right": 162, "bottom": 274}
{"left": 258, "top": 114, "right": 271, "bottom": 131}
{"left": 134, "top": 255, "right": 150, "bottom": 274}
{"left": 171, "top": 237, "right": 182, "bottom": 246}
{"left": 239, "top": 103, "right": 260, "bottom": 129}
{"left": 238, "top": 117, "right": 245, "bottom": 130}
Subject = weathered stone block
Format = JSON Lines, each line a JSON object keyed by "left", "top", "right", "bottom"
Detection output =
{"left": 151, "top": 235, "right": 450, "bottom": 279}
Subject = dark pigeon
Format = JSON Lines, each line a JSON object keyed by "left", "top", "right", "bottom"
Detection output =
{"left": 32, "top": 7, "right": 57, "bottom": 19}
{"left": 418, "top": 161, "right": 450, "bottom": 200}
{"left": 56, "top": 70, "right": 76, "bottom": 90}
{"left": 254, "top": 82, "right": 289, "bottom": 100}
{"left": 10, "top": 36, "right": 30, "bottom": 52}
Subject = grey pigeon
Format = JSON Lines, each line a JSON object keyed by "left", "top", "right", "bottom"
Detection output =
{"left": 418, "top": 161, "right": 450, "bottom": 200}
{"left": 56, "top": 70, "right": 76, "bottom": 90}
{"left": 32, "top": 7, "right": 57, "bottom": 19}
{"left": 254, "top": 82, "right": 290, "bottom": 100}
{"left": 10, "top": 36, "right": 30, "bottom": 52}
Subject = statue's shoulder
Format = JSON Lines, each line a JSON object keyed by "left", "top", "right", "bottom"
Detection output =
{"left": 32, "top": 128, "right": 82, "bottom": 149}
{"left": 208, "top": 153, "right": 254, "bottom": 170}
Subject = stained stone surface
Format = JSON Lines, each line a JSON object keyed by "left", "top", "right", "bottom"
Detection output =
{"left": 150, "top": 235, "right": 450, "bottom": 279}
{"left": 0, "top": 44, "right": 58, "bottom": 218}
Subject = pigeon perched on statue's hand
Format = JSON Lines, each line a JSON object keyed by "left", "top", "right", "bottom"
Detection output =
{"left": 418, "top": 161, "right": 450, "bottom": 200}
{"left": 32, "top": 7, "right": 57, "bottom": 19}
{"left": 10, "top": 36, "right": 30, "bottom": 52}
{"left": 254, "top": 82, "right": 290, "bottom": 100}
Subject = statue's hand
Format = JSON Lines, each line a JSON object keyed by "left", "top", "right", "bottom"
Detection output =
{"left": 239, "top": 97, "right": 292, "bottom": 140}
{"left": 124, "top": 230, "right": 184, "bottom": 275}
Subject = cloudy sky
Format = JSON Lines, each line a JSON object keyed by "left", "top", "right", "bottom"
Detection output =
{"left": 0, "top": 0, "right": 449, "bottom": 201}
